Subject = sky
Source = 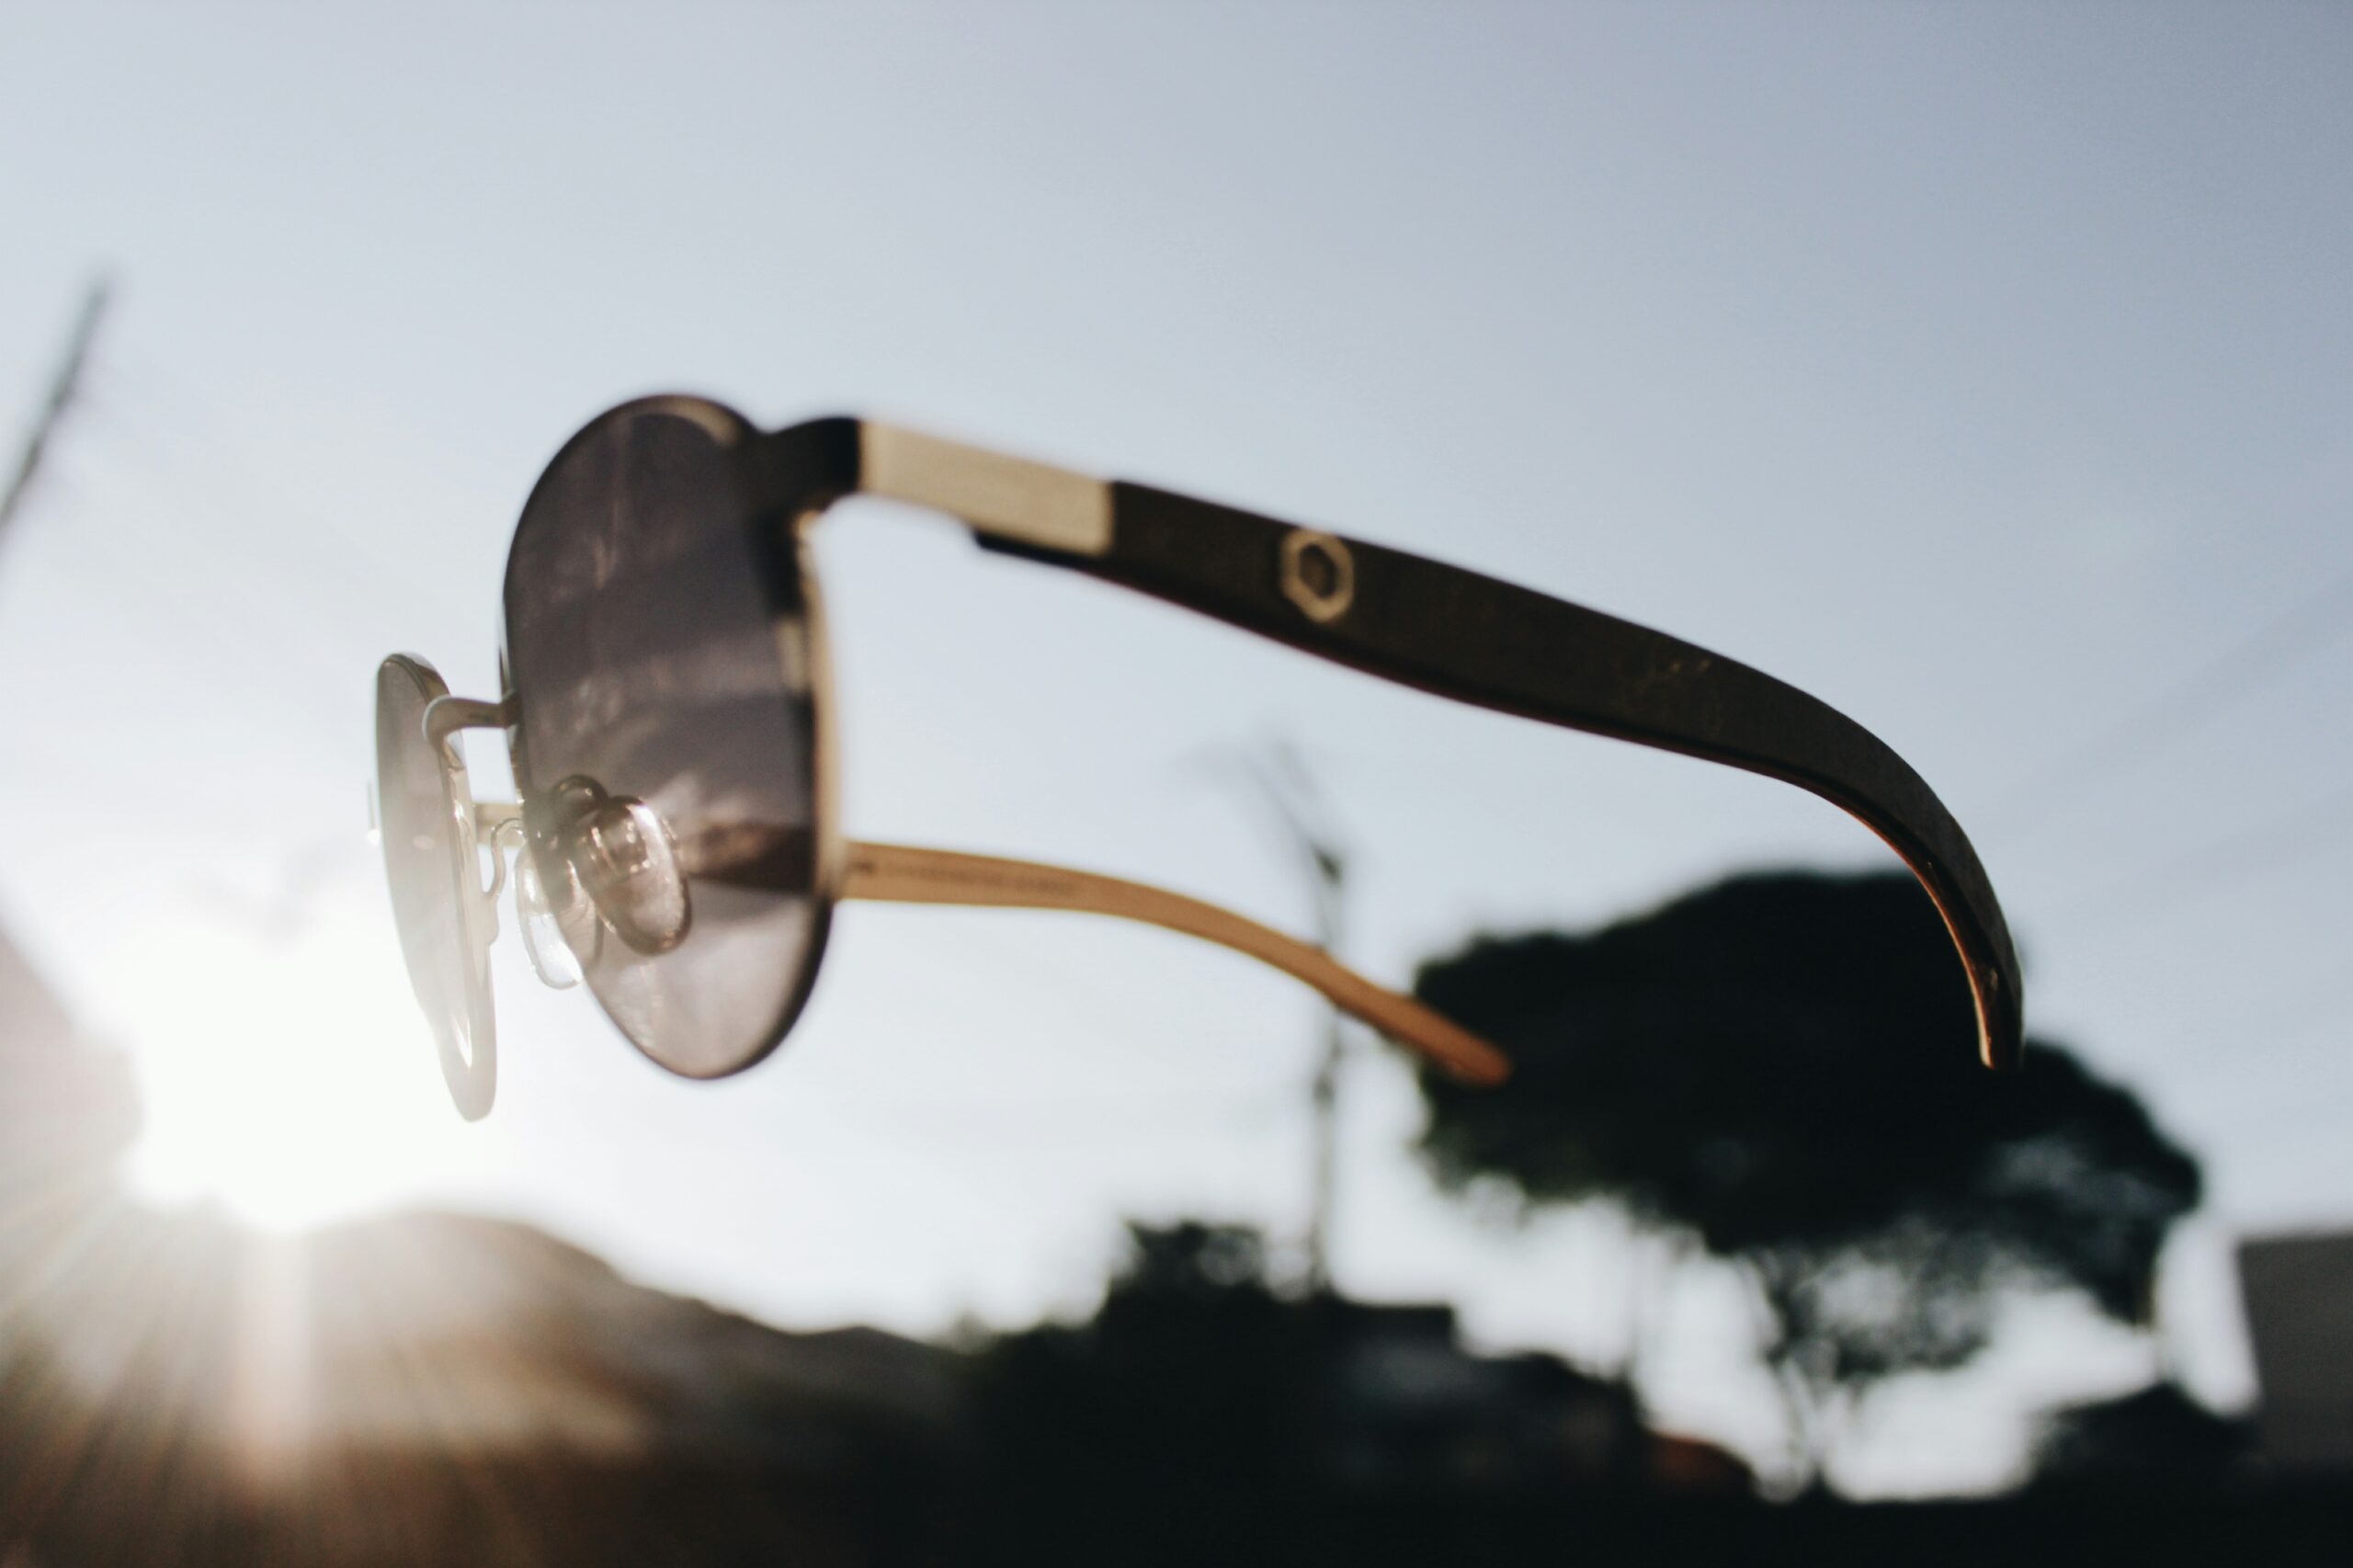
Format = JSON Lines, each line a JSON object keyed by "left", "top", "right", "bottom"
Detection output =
{"left": 1, "top": 2, "right": 2348, "bottom": 1495}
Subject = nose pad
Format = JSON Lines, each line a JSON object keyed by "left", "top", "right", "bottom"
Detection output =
{"left": 561, "top": 790, "right": 692, "bottom": 956}
{"left": 505, "top": 822, "right": 585, "bottom": 990}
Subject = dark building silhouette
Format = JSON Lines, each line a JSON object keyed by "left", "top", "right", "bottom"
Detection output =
{"left": 2240, "top": 1231, "right": 2353, "bottom": 1472}
{"left": 1311, "top": 1297, "right": 1746, "bottom": 1494}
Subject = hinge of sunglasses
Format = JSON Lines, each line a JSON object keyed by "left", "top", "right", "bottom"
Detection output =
{"left": 859, "top": 423, "right": 1113, "bottom": 558}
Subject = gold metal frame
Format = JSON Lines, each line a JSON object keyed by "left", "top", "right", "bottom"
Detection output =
{"left": 412, "top": 400, "right": 1512, "bottom": 1119}
{"left": 838, "top": 842, "right": 1507, "bottom": 1085}
{"left": 387, "top": 392, "right": 2027, "bottom": 1119}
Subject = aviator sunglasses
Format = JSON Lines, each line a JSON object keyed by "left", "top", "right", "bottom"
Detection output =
{"left": 376, "top": 396, "right": 2022, "bottom": 1119}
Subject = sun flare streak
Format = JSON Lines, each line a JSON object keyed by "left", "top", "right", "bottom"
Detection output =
{"left": 113, "top": 890, "right": 476, "bottom": 1233}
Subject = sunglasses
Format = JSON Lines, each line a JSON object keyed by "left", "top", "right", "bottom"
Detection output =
{"left": 375, "top": 395, "right": 2021, "bottom": 1119}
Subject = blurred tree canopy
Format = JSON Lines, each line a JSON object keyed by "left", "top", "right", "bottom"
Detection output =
{"left": 1410, "top": 869, "right": 2203, "bottom": 1471}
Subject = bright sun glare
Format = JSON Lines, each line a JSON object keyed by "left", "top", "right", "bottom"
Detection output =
{"left": 117, "top": 882, "right": 469, "bottom": 1233}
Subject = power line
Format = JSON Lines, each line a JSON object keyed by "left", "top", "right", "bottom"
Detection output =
{"left": 1991, "top": 556, "right": 2353, "bottom": 834}
{"left": 2060, "top": 778, "right": 2353, "bottom": 930}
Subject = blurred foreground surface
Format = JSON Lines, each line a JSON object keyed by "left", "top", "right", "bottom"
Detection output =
{"left": 6, "top": 1199, "right": 2347, "bottom": 1567}
{"left": 6, "top": 894, "right": 2351, "bottom": 1566}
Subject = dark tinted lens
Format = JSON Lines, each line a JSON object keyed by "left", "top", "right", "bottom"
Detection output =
{"left": 500, "top": 400, "right": 827, "bottom": 1078}
{"left": 375, "top": 654, "right": 495, "bottom": 1118}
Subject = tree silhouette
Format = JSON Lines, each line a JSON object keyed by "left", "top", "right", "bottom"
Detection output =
{"left": 1409, "top": 869, "right": 2203, "bottom": 1481}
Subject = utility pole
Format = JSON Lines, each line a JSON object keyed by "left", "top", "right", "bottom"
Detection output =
{"left": 0, "top": 277, "right": 111, "bottom": 544}
{"left": 1235, "top": 741, "right": 1350, "bottom": 1295}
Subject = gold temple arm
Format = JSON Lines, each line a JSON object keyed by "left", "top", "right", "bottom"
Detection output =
{"left": 838, "top": 841, "right": 1510, "bottom": 1087}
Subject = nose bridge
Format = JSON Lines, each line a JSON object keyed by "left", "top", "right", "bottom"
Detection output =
{"left": 423, "top": 692, "right": 514, "bottom": 749}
